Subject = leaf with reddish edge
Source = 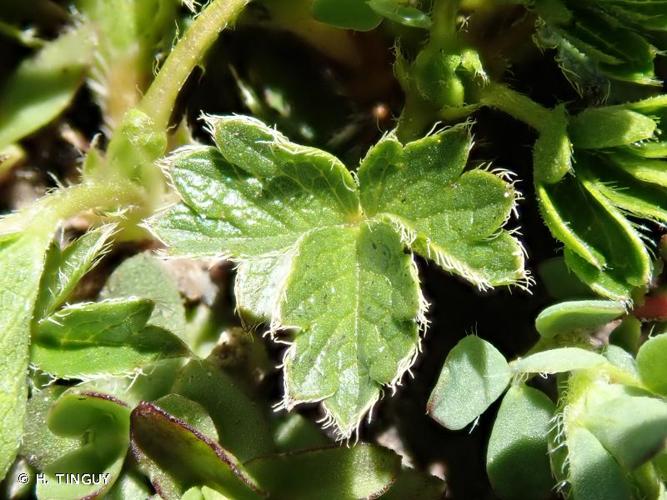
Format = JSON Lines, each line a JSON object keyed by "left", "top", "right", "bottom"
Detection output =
{"left": 130, "top": 401, "right": 263, "bottom": 500}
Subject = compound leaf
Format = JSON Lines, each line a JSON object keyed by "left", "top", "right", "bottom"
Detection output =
{"left": 537, "top": 175, "right": 650, "bottom": 301}
{"left": 150, "top": 115, "right": 525, "bottom": 436}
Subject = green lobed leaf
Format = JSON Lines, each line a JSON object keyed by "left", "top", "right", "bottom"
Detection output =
{"left": 31, "top": 298, "right": 188, "bottom": 377}
{"left": 486, "top": 385, "right": 555, "bottom": 500}
{"left": 0, "top": 24, "right": 95, "bottom": 149}
{"left": 151, "top": 115, "right": 525, "bottom": 436}
{"left": 0, "top": 231, "right": 52, "bottom": 479}
{"left": 567, "top": 426, "right": 633, "bottom": 500}
{"left": 535, "top": 300, "right": 626, "bottom": 339}
{"left": 427, "top": 336, "right": 511, "bottom": 430}
{"left": 358, "top": 126, "right": 526, "bottom": 289}
{"left": 36, "top": 391, "right": 130, "bottom": 499}
{"left": 280, "top": 222, "right": 421, "bottom": 435}
{"left": 511, "top": 347, "right": 608, "bottom": 374}
{"left": 34, "top": 225, "right": 115, "bottom": 319}
{"left": 130, "top": 400, "right": 262, "bottom": 500}
{"left": 637, "top": 333, "right": 667, "bottom": 395}
{"left": 245, "top": 444, "right": 401, "bottom": 499}
{"left": 101, "top": 252, "right": 187, "bottom": 339}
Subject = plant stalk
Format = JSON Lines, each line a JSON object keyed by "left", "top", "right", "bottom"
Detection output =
{"left": 478, "top": 82, "right": 552, "bottom": 132}
{"left": 140, "top": 0, "right": 250, "bottom": 130}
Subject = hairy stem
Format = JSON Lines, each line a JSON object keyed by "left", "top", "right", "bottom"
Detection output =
{"left": 2, "top": 180, "right": 145, "bottom": 235}
{"left": 140, "top": 0, "right": 250, "bottom": 130}
{"left": 478, "top": 82, "right": 552, "bottom": 132}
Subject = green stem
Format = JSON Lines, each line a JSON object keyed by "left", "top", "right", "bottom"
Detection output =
{"left": 139, "top": 0, "right": 250, "bottom": 130}
{"left": 431, "top": 0, "right": 461, "bottom": 46}
{"left": 478, "top": 82, "right": 552, "bottom": 132}
{"left": 4, "top": 180, "right": 145, "bottom": 235}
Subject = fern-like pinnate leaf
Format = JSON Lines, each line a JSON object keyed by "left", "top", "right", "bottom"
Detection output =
{"left": 536, "top": 95, "right": 667, "bottom": 302}
{"left": 150, "top": 116, "right": 525, "bottom": 436}
{"left": 532, "top": 0, "right": 664, "bottom": 91}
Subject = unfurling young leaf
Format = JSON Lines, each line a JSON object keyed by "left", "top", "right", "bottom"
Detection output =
{"left": 34, "top": 225, "right": 116, "bottom": 319}
{"left": 427, "top": 335, "right": 511, "bottom": 430}
{"left": 150, "top": 115, "right": 525, "bottom": 436}
{"left": 35, "top": 391, "right": 130, "bottom": 499}
{"left": 532, "top": 0, "right": 661, "bottom": 88}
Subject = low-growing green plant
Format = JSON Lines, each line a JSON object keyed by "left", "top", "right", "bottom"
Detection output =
{"left": 1, "top": 0, "right": 667, "bottom": 498}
